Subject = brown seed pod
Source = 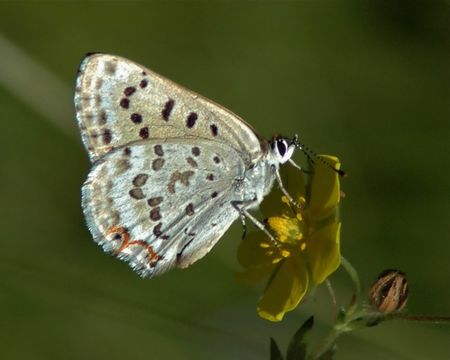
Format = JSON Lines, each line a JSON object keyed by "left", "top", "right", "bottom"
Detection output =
{"left": 369, "top": 269, "right": 409, "bottom": 314}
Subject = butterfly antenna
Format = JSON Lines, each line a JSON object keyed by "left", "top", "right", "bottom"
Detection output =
{"left": 292, "top": 135, "right": 347, "bottom": 177}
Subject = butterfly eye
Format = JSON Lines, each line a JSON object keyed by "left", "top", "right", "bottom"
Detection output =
{"left": 274, "top": 139, "right": 295, "bottom": 164}
{"left": 276, "top": 140, "right": 287, "bottom": 157}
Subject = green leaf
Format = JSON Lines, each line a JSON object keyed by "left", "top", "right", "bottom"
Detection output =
{"left": 286, "top": 316, "right": 314, "bottom": 360}
{"left": 270, "top": 337, "right": 284, "bottom": 360}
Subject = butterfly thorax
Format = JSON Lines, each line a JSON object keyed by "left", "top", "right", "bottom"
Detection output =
{"left": 237, "top": 137, "right": 295, "bottom": 210}
{"left": 237, "top": 158, "right": 275, "bottom": 209}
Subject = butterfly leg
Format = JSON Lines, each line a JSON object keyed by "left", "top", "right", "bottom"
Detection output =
{"left": 231, "top": 200, "right": 280, "bottom": 249}
{"left": 288, "top": 158, "right": 302, "bottom": 172}
{"left": 231, "top": 200, "right": 250, "bottom": 239}
{"left": 243, "top": 210, "right": 281, "bottom": 250}
{"left": 288, "top": 158, "right": 313, "bottom": 174}
{"left": 239, "top": 211, "right": 248, "bottom": 240}
{"left": 272, "top": 165, "right": 303, "bottom": 209}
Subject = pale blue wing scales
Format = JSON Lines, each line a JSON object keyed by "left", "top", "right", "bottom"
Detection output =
{"left": 75, "top": 54, "right": 263, "bottom": 164}
{"left": 82, "top": 139, "right": 245, "bottom": 277}
{"left": 171, "top": 202, "right": 239, "bottom": 270}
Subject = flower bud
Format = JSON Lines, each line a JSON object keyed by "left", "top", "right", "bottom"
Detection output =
{"left": 369, "top": 269, "right": 408, "bottom": 314}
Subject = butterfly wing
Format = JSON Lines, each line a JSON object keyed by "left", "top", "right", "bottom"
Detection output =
{"left": 82, "top": 139, "right": 244, "bottom": 277}
{"left": 75, "top": 53, "right": 264, "bottom": 164}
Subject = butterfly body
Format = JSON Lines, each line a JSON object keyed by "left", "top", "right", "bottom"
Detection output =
{"left": 75, "top": 54, "right": 294, "bottom": 277}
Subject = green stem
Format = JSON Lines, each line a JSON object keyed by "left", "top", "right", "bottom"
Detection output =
{"left": 386, "top": 313, "right": 450, "bottom": 325}
{"left": 340, "top": 256, "right": 361, "bottom": 312}
{"left": 308, "top": 327, "right": 341, "bottom": 360}
{"left": 309, "top": 257, "right": 363, "bottom": 358}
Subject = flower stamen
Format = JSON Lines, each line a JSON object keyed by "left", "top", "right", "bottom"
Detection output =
{"left": 280, "top": 249, "right": 291, "bottom": 258}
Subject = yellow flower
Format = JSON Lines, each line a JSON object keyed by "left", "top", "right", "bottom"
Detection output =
{"left": 236, "top": 156, "right": 342, "bottom": 322}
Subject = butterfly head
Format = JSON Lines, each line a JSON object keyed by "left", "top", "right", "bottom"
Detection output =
{"left": 269, "top": 136, "right": 296, "bottom": 165}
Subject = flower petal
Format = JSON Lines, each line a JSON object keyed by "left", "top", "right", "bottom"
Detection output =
{"left": 307, "top": 222, "right": 341, "bottom": 285}
{"left": 281, "top": 163, "right": 306, "bottom": 200}
{"left": 261, "top": 164, "right": 306, "bottom": 216}
{"left": 237, "top": 232, "right": 276, "bottom": 269}
{"left": 309, "top": 155, "right": 340, "bottom": 221}
{"left": 235, "top": 265, "right": 274, "bottom": 284}
{"left": 257, "top": 255, "right": 309, "bottom": 322}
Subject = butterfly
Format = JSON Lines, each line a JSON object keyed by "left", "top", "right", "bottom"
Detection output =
{"left": 75, "top": 53, "right": 305, "bottom": 278}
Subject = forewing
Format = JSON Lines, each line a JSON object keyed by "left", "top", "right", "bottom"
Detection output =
{"left": 82, "top": 139, "right": 243, "bottom": 277}
{"left": 75, "top": 53, "right": 263, "bottom": 163}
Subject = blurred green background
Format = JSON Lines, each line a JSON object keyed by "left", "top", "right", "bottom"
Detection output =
{"left": 1, "top": 1, "right": 449, "bottom": 359}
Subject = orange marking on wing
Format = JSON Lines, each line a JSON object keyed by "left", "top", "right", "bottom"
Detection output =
{"left": 106, "top": 226, "right": 162, "bottom": 267}
{"left": 106, "top": 226, "right": 131, "bottom": 254}
{"left": 127, "top": 240, "right": 162, "bottom": 265}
